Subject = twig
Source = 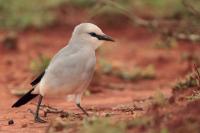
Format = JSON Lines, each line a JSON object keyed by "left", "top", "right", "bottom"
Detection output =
{"left": 182, "top": 0, "right": 200, "bottom": 17}
{"left": 29, "top": 103, "right": 69, "bottom": 117}
{"left": 40, "top": 104, "right": 60, "bottom": 111}
{"left": 194, "top": 64, "right": 200, "bottom": 85}
{"left": 30, "top": 103, "right": 62, "bottom": 111}
{"left": 39, "top": 104, "right": 69, "bottom": 117}
{"left": 43, "top": 109, "right": 69, "bottom": 117}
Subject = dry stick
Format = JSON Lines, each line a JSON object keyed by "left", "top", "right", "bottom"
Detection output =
{"left": 194, "top": 64, "right": 200, "bottom": 85}
{"left": 182, "top": 0, "right": 200, "bottom": 17}
{"left": 30, "top": 103, "right": 61, "bottom": 111}
{"left": 181, "top": 0, "right": 200, "bottom": 41}
{"left": 29, "top": 103, "right": 69, "bottom": 117}
{"left": 39, "top": 104, "right": 69, "bottom": 117}
{"left": 40, "top": 104, "right": 60, "bottom": 111}
{"left": 43, "top": 109, "right": 69, "bottom": 117}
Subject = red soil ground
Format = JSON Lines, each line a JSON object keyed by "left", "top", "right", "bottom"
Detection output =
{"left": 0, "top": 25, "right": 199, "bottom": 133}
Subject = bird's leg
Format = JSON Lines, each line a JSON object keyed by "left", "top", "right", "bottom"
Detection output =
{"left": 34, "top": 95, "right": 46, "bottom": 123}
{"left": 75, "top": 94, "right": 89, "bottom": 116}
{"left": 76, "top": 103, "right": 89, "bottom": 116}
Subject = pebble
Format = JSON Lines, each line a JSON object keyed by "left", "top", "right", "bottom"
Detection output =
{"left": 21, "top": 124, "right": 28, "bottom": 128}
{"left": 8, "top": 119, "right": 14, "bottom": 125}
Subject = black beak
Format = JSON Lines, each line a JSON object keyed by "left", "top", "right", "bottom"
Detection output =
{"left": 98, "top": 34, "right": 114, "bottom": 42}
{"left": 89, "top": 32, "right": 114, "bottom": 42}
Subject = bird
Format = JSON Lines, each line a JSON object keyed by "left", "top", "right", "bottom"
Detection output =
{"left": 11, "top": 23, "right": 114, "bottom": 123}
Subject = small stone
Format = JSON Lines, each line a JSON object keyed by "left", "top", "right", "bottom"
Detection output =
{"left": 60, "top": 112, "right": 69, "bottom": 118}
{"left": 2, "top": 32, "right": 18, "bottom": 50}
{"left": 21, "top": 124, "right": 28, "bottom": 128}
{"left": 8, "top": 119, "right": 14, "bottom": 125}
{"left": 105, "top": 113, "right": 111, "bottom": 117}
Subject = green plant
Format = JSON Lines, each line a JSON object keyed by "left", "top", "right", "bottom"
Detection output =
{"left": 128, "top": 116, "right": 153, "bottom": 127}
{"left": 66, "top": 0, "right": 95, "bottom": 7}
{"left": 116, "top": 65, "right": 156, "bottom": 81}
{"left": 89, "top": 0, "right": 191, "bottom": 21}
{"left": 173, "top": 72, "right": 198, "bottom": 90}
{"left": 82, "top": 117, "right": 125, "bottom": 133}
{"left": 154, "top": 37, "right": 177, "bottom": 49}
{"left": 98, "top": 58, "right": 113, "bottom": 75}
{"left": 30, "top": 54, "right": 50, "bottom": 75}
{"left": 160, "top": 127, "right": 169, "bottom": 133}
{"left": 47, "top": 117, "right": 79, "bottom": 133}
{"left": 89, "top": 0, "right": 132, "bottom": 17}
{"left": 0, "top": 0, "right": 67, "bottom": 29}
{"left": 134, "top": 0, "right": 186, "bottom": 17}
{"left": 98, "top": 59, "right": 156, "bottom": 81}
{"left": 187, "top": 90, "right": 200, "bottom": 101}
{"left": 181, "top": 52, "right": 200, "bottom": 66}
{"left": 153, "top": 90, "right": 166, "bottom": 106}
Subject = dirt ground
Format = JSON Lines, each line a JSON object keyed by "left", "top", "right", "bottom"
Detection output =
{"left": 0, "top": 24, "right": 200, "bottom": 133}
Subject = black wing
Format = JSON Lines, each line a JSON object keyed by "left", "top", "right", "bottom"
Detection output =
{"left": 30, "top": 71, "right": 45, "bottom": 86}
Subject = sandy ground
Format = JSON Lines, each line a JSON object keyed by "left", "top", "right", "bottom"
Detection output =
{"left": 0, "top": 25, "right": 199, "bottom": 132}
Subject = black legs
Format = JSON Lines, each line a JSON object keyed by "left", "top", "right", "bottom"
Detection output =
{"left": 34, "top": 95, "right": 46, "bottom": 123}
{"left": 75, "top": 94, "right": 89, "bottom": 116}
{"left": 33, "top": 94, "right": 88, "bottom": 123}
{"left": 76, "top": 103, "right": 89, "bottom": 116}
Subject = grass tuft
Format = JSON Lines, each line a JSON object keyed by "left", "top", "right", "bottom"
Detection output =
{"left": 99, "top": 59, "right": 156, "bottom": 81}
{"left": 127, "top": 116, "right": 153, "bottom": 127}
{"left": 173, "top": 72, "right": 198, "bottom": 90}
{"left": 98, "top": 58, "right": 113, "bottom": 75}
{"left": 0, "top": 0, "right": 67, "bottom": 29}
{"left": 30, "top": 54, "right": 50, "bottom": 75}
{"left": 153, "top": 90, "right": 167, "bottom": 106}
{"left": 187, "top": 90, "right": 200, "bottom": 101}
{"left": 82, "top": 117, "right": 125, "bottom": 133}
{"left": 114, "top": 65, "right": 155, "bottom": 81}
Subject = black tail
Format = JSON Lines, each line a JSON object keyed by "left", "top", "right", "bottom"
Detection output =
{"left": 12, "top": 88, "right": 38, "bottom": 108}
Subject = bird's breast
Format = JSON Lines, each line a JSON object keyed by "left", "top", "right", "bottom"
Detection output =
{"left": 38, "top": 48, "right": 96, "bottom": 95}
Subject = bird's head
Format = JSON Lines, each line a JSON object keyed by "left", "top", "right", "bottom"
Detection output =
{"left": 70, "top": 23, "right": 114, "bottom": 50}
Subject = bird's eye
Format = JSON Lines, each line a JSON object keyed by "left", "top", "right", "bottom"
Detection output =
{"left": 89, "top": 32, "right": 97, "bottom": 37}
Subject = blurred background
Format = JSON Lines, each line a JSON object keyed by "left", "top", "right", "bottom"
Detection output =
{"left": 0, "top": 0, "right": 200, "bottom": 133}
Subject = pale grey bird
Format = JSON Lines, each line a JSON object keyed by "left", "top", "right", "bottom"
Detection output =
{"left": 12, "top": 23, "right": 114, "bottom": 123}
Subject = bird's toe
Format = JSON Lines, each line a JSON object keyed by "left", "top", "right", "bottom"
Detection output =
{"left": 34, "top": 117, "right": 47, "bottom": 123}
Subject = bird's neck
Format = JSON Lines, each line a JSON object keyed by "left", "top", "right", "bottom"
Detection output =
{"left": 69, "top": 38, "right": 98, "bottom": 51}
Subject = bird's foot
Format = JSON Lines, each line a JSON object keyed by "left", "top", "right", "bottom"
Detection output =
{"left": 28, "top": 109, "right": 47, "bottom": 123}
{"left": 34, "top": 116, "right": 46, "bottom": 123}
